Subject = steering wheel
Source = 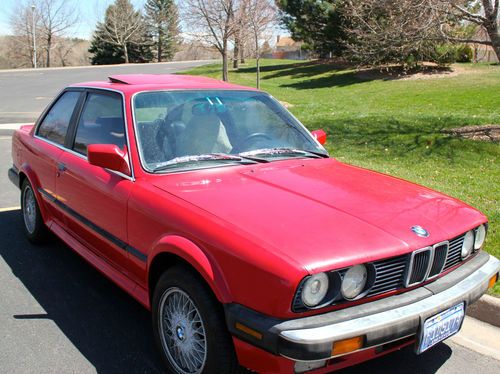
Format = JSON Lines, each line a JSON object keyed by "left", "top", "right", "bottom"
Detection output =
{"left": 233, "top": 133, "right": 273, "bottom": 153}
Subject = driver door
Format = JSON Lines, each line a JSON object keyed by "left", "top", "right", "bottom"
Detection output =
{"left": 55, "top": 89, "right": 132, "bottom": 274}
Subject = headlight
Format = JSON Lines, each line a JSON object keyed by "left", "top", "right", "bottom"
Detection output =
{"left": 461, "top": 230, "right": 474, "bottom": 259}
{"left": 474, "top": 225, "right": 486, "bottom": 250}
{"left": 341, "top": 265, "right": 368, "bottom": 300}
{"left": 301, "top": 273, "right": 329, "bottom": 307}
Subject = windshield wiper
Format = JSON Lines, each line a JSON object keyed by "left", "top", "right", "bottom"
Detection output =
{"left": 239, "top": 148, "right": 329, "bottom": 159}
{"left": 152, "top": 153, "right": 258, "bottom": 173}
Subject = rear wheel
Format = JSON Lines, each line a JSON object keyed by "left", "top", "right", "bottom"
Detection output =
{"left": 152, "top": 266, "right": 238, "bottom": 374}
{"left": 21, "top": 179, "right": 48, "bottom": 243}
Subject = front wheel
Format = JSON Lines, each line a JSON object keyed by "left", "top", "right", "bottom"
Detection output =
{"left": 152, "top": 266, "right": 238, "bottom": 374}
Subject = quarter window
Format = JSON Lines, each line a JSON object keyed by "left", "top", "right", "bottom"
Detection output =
{"left": 73, "top": 93, "right": 126, "bottom": 155}
{"left": 37, "top": 91, "right": 80, "bottom": 146}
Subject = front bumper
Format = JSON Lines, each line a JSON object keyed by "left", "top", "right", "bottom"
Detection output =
{"left": 225, "top": 251, "right": 500, "bottom": 362}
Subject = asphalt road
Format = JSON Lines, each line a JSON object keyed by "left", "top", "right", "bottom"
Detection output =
{"left": 0, "top": 60, "right": 215, "bottom": 123}
{"left": 0, "top": 63, "right": 499, "bottom": 373}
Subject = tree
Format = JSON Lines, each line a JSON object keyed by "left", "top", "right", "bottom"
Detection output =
{"left": 232, "top": 1, "right": 248, "bottom": 68}
{"left": 183, "top": 0, "right": 238, "bottom": 81}
{"left": 276, "top": 0, "right": 348, "bottom": 57}
{"left": 244, "top": 0, "right": 277, "bottom": 88}
{"left": 9, "top": 2, "right": 41, "bottom": 68}
{"left": 38, "top": 0, "right": 78, "bottom": 67}
{"left": 93, "top": 0, "right": 147, "bottom": 64}
{"left": 343, "top": 0, "right": 500, "bottom": 66}
{"left": 344, "top": 0, "right": 444, "bottom": 67}
{"left": 144, "top": 0, "right": 180, "bottom": 62}
{"left": 89, "top": 22, "right": 153, "bottom": 65}
{"left": 9, "top": 0, "right": 77, "bottom": 68}
{"left": 438, "top": 1, "right": 499, "bottom": 60}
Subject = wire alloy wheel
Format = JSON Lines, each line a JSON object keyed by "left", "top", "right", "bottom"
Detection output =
{"left": 23, "top": 187, "right": 36, "bottom": 234}
{"left": 159, "top": 287, "right": 207, "bottom": 374}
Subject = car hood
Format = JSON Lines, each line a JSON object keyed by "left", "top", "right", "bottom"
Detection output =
{"left": 151, "top": 158, "right": 485, "bottom": 273}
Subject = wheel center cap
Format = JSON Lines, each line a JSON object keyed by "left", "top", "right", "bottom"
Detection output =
{"left": 176, "top": 325, "right": 185, "bottom": 340}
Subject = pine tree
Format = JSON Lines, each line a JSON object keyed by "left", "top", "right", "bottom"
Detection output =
{"left": 144, "top": 0, "right": 180, "bottom": 62}
{"left": 88, "top": 0, "right": 153, "bottom": 65}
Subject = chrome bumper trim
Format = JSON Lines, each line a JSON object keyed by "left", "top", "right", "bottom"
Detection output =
{"left": 280, "top": 254, "right": 500, "bottom": 346}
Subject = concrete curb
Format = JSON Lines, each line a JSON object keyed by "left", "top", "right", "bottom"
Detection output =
{"left": 467, "top": 294, "right": 500, "bottom": 327}
{"left": 0, "top": 59, "right": 218, "bottom": 74}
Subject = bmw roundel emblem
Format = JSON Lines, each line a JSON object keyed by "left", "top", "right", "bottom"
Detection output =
{"left": 411, "top": 225, "right": 429, "bottom": 238}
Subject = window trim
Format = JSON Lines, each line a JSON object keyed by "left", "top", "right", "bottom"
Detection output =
{"left": 34, "top": 88, "right": 85, "bottom": 146}
{"left": 69, "top": 90, "right": 126, "bottom": 157}
{"left": 34, "top": 86, "right": 135, "bottom": 182}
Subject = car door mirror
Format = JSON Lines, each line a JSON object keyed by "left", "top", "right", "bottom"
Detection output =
{"left": 87, "top": 144, "right": 131, "bottom": 176}
{"left": 311, "top": 129, "right": 327, "bottom": 145}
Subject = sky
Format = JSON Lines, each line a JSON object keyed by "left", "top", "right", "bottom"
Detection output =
{"left": 0, "top": 0, "right": 147, "bottom": 40}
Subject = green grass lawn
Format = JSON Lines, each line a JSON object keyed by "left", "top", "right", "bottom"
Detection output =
{"left": 182, "top": 59, "right": 500, "bottom": 294}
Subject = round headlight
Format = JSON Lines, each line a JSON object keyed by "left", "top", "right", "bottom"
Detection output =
{"left": 461, "top": 230, "right": 474, "bottom": 259}
{"left": 341, "top": 265, "right": 368, "bottom": 300}
{"left": 301, "top": 273, "right": 329, "bottom": 307}
{"left": 474, "top": 225, "right": 486, "bottom": 250}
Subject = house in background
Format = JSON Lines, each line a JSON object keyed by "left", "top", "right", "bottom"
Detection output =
{"left": 262, "top": 35, "right": 309, "bottom": 60}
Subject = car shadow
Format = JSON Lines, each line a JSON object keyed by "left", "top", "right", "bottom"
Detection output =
{"left": 0, "top": 209, "right": 453, "bottom": 373}
{"left": 344, "top": 343, "right": 452, "bottom": 373}
{"left": 0, "top": 209, "right": 164, "bottom": 373}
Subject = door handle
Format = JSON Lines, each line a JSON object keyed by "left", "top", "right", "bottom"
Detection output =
{"left": 57, "top": 163, "right": 67, "bottom": 173}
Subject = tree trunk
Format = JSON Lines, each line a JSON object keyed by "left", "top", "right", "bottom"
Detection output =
{"left": 46, "top": 34, "right": 51, "bottom": 67}
{"left": 482, "top": 0, "right": 500, "bottom": 61}
{"left": 255, "top": 36, "right": 260, "bottom": 89}
{"left": 222, "top": 39, "right": 229, "bottom": 81}
{"left": 233, "top": 36, "right": 240, "bottom": 69}
{"left": 222, "top": 52, "right": 229, "bottom": 81}
{"left": 240, "top": 43, "right": 245, "bottom": 63}
{"left": 123, "top": 43, "right": 129, "bottom": 64}
{"left": 256, "top": 57, "right": 261, "bottom": 89}
{"left": 158, "top": 27, "right": 163, "bottom": 62}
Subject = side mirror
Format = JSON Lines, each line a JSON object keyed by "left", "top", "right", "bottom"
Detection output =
{"left": 311, "top": 129, "right": 327, "bottom": 145}
{"left": 88, "top": 144, "right": 131, "bottom": 176}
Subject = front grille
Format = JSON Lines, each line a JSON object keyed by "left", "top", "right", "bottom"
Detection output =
{"left": 429, "top": 242, "right": 448, "bottom": 278}
{"left": 407, "top": 248, "right": 432, "bottom": 286}
{"left": 444, "top": 234, "right": 466, "bottom": 270}
{"left": 366, "top": 255, "right": 407, "bottom": 297}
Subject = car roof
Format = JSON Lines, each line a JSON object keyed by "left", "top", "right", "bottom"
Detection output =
{"left": 70, "top": 74, "right": 258, "bottom": 94}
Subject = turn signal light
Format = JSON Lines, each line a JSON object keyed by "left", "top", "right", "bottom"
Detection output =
{"left": 488, "top": 273, "right": 498, "bottom": 289}
{"left": 332, "top": 336, "right": 364, "bottom": 356}
{"left": 235, "top": 322, "right": 263, "bottom": 340}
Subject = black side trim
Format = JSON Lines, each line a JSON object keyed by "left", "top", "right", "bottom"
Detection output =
{"left": 8, "top": 166, "right": 20, "bottom": 188}
{"left": 38, "top": 188, "right": 146, "bottom": 262}
{"left": 224, "top": 303, "right": 332, "bottom": 361}
{"left": 224, "top": 303, "right": 282, "bottom": 355}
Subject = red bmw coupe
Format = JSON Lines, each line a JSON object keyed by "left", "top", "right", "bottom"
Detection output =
{"left": 9, "top": 74, "right": 499, "bottom": 374}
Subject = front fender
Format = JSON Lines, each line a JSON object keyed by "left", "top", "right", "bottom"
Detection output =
{"left": 148, "top": 235, "right": 232, "bottom": 303}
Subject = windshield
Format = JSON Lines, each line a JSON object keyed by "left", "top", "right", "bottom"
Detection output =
{"left": 132, "top": 90, "right": 327, "bottom": 172}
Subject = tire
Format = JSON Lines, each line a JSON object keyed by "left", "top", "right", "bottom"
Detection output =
{"left": 152, "top": 266, "right": 238, "bottom": 374}
{"left": 21, "top": 179, "right": 48, "bottom": 244}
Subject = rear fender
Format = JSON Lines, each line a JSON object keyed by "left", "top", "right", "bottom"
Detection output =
{"left": 18, "top": 163, "right": 50, "bottom": 221}
{"left": 148, "top": 235, "right": 232, "bottom": 303}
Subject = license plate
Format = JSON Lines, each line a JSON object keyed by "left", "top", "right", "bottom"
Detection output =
{"left": 417, "top": 303, "right": 465, "bottom": 354}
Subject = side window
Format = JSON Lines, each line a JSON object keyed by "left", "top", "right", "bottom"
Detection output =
{"left": 73, "top": 93, "right": 126, "bottom": 156}
{"left": 37, "top": 91, "right": 81, "bottom": 146}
